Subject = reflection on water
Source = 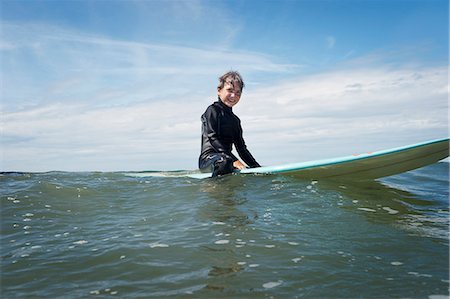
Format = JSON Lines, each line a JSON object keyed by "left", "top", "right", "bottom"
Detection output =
{"left": 319, "top": 175, "right": 449, "bottom": 241}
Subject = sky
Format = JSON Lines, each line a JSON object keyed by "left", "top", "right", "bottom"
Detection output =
{"left": 1, "top": 0, "right": 448, "bottom": 172}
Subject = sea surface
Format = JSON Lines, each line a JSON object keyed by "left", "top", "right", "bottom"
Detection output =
{"left": 1, "top": 162, "right": 449, "bottom": 298}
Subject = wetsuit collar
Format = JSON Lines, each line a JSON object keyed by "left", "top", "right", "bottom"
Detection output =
{"left": 217, "top": 97, "right": 232, "bottom": 111}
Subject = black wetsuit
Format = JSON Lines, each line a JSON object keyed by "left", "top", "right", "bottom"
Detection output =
{"left": 199, "top": 99, "right": 260, "bottom": 176}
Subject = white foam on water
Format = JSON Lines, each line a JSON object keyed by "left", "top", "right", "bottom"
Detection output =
{"left": 292, "top": 257, "right": 303, "bottom": 263}
{"left": 237, "top": 262, "right": 246, "bottom": 265}
{"left": 249, "top": 264, "right": 260, "bottom": 268}
{"left": 382, "top": 207, "right": 399, "bottom": 214}
{"left": 358, "top": 207, "right": 377, "bottom": 212}
{"left": 391, "top": 261, "right": 403, "bottom": 266}
{"left": 288, "top": 242, "right": 299, "bottom": 246}
{"left": 149, "top": 243, "right": 169, "bottom": 248}
{"left": 265, "top": 245, "right": 275, "bottom": 248}
{"left": 73, "top": 240, "right": 88, "bottom": 245}
{"left": 409, "top": 272, "right": 433, "bottom": 278}
{"left": 212, "top": 221, "right": 226, "bottom": 225}
{"left": 263, "top": 280, "right": 283, "bottom": 289}
{"left": 214, "top": 240, "right": 229, "bottom": 245}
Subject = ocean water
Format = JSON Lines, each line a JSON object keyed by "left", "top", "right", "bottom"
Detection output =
{"left": 1, "top": 162, "right": 449, "bottom": 299}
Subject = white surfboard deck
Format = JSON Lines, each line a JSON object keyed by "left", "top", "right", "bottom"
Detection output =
{"left": 125, "top": 138, "right": 449, "bottom": 181}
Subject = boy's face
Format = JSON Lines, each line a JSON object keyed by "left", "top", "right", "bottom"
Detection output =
{"left": 218, "top": 81, "right": 242, "bottom": 108}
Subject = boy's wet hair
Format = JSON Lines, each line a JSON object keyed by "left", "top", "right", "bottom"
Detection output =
{"left": 218, "top": 71, "right": 245, "bottom": 91}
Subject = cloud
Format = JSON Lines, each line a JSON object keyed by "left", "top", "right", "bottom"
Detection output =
{"left": 1, "top": 22, "right": 298, "bottom": 111}
{"left": 236, "top": 64, "right": 447, "bottom": 164}
{"left": 2, "top": 61, "right": 447, "bottom": 171}
{"left": 2, "top": 101, "right": 201, "bottom": 171}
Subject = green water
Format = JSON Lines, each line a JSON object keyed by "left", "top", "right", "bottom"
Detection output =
{"left": 1, "top": 163, "right": 449, "bottom": 298}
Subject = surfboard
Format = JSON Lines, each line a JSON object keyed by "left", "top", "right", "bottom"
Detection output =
{"left": 125, "top": 138, "right": 449, "bottom": 181}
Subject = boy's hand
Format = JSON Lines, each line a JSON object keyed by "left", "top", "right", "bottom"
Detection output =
{"left": 233, "top": 160, "right": 247, "bottom": 170}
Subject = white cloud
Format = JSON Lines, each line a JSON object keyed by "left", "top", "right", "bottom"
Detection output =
{"left": 1, "top": 22, "right": 298, "bottom": 111}
{"left": 236, "top": 64, "right": 448, "bottom": 164}
{"left": 2, "top": 62, "right": 447, "bottom": 171}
